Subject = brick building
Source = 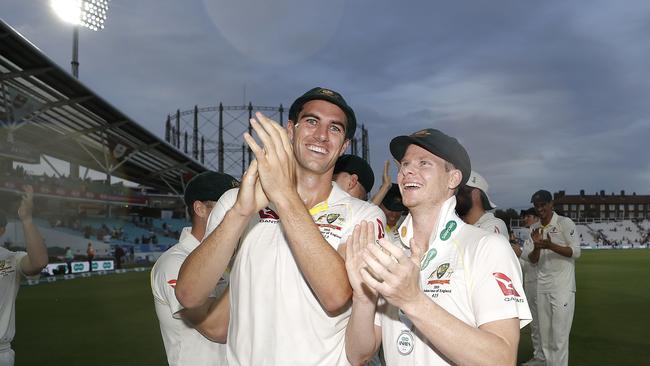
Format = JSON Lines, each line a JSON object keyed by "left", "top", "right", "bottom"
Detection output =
{"left": 553, "top": 190, "right": 650, "bottom": 220}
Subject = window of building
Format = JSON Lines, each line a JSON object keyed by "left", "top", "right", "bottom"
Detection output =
{"left": 609, "top": 204, "right": 615, "bottom": 211}
{"left": 629, "top": 204, "right": 634, "bottom": 210}
{"left": 570, "top": 212, "right": 577, "bottom": 219}
{"left": 600, "top": 211, "right": 606, "bottom": 219}
{"left": 600, "top": 204, "right": 605, "bottom": 210}
{"left": 579, "top": 204, "right": 585, "bottom": 210}
{"left": 563, "top": 204, "right": 569, "bottom": 211}
{"left": 609, "top": 212, "right": 616, "bottom": 218}
{"left": 619, "top": 204, "right": 625, "bottom": 211}
{"left": 639, "top": 204, "right": 644, "bottom": 211}
{"left": 571, "top": 204, "right": 577, "bottom": 210}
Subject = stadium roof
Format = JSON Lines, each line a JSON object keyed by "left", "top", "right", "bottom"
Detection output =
{"left": 0, "top": 19, "right": 206, "bottom": 194}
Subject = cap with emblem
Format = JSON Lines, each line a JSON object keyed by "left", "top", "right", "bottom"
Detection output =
{"left": 530, "top": 189, "right": 553, "bottom": 204}
{"left": 390, "top": 128, "right": 471, "bottom": 186}
{"left": 184, "top": 171, "right": 240, "bottom": 209}
{"left": 334, "top": 154, "right": 374, "bottom": 194}
{"left": 289, "top": 87, "right": 357, "bottom": 139}
{"left": 465, "top": 170, "right": 497, "bottom": 209}
{"left": 382, "top": 183, "right": 407, "bottom": 212}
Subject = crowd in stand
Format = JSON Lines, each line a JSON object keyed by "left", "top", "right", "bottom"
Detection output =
{"left": 2, "top": 165, "right": 139, "bottom": 197}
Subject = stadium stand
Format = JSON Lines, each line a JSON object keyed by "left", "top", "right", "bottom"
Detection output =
{"left": 1, "top": 19, "right": 206, "bottom": 270}
{"left": 512, "top": 219, "right": 650, "bottom": 249}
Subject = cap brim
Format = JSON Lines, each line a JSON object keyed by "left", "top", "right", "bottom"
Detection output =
{"left": 390, "top": 135, "right": 445, "bottom": 162}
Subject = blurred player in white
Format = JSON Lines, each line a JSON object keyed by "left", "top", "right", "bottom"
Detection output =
{"left": 176, "top": 87, "right": 385, "bottom": 366}
{"left": 0, "top": 186, "right": 48, "bottom": 366}
{"left": 455, "top": 170, "right": 508, "bottom": 239}
{"left": 525, "top": 190, "right": 580, "bottom": 366}
{"left": 344, "top": 128, "right": 531, "bottom": 365}
{"left": 518, "top": 207, "right": 545, "bottom": 366}
{"left": 151, "top": 171, "right": 238, "bottom": 366}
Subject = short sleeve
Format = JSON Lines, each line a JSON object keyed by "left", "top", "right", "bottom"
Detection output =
{"left": 151, "top": 254, "right": 186, "bottom": 317}
{"left": 14, "top": 251, "right": 29, "bottom": 278}
{"left": 560, "top": 218, "right": 581, "bottom": 259}
{"left": 469, "top": 234, "right": 532, "bottom": 328}
{"left": 341, "top": 203, "right": 387, "bottom": 246}
{"left": 204, "top": 188, "right": 239, "bottom": 240}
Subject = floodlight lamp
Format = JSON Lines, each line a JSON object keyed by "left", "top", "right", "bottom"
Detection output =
{"left": 51, "top": 0, "right": 109, "bottom": 31}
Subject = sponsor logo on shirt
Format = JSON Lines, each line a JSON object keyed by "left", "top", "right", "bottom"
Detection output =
{"left": 376, "top": 218, "right": 385, "bottom": 239}
{"left": 420, "top": 249, "right": 437, "bottom": 270}
{"left": 167, "top": 279, "right": 177, "bottom": 288}
{"left": 440, "top": 221, "right": 457, "bottom": 241}
{"left": 0, "top": 259, "right": 16, "bottom": 278}
{"left": 493, "top": 272, "right": 524, "bottom": 303}
{"left": 259, "top": 208, "right": 280, "bottom": 223}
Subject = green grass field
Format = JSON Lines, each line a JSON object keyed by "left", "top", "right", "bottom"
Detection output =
{"left": 13, "top": 250, "right": 650, "bottom": 365}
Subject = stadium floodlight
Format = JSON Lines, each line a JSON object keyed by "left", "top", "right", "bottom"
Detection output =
{"left": 50, "top": 0, "right": 110, "bottom": 77}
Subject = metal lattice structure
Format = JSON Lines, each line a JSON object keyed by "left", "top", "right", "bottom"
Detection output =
{"left": 165, "top": 103, "right": 370, "bottom": 178}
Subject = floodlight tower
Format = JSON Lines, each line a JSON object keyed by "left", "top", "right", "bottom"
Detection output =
{"left": 50, "top": 0, "right": 110, "bottom": 78}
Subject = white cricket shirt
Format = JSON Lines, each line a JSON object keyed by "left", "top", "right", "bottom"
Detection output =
{"left": 379, "top": 197, "right": 531, "bottom": 365}
{"left": 529, "top": 212, "right": 580, "bottom": 293}
{"left": 206, "top": 184, "right": 386, "bottom": 366}
{"left": 0, "top": 248, "right": 27, "bottom": 346}
{"left": 151, "top": 227, "right": 227, "bottom": 366}
{"left": 475, "top": 211, "right": 509, "bottom": 239}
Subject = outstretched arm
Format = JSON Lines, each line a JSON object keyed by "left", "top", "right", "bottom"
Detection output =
{"left": 18, "top": 186, "right": 48, "bottom": 276}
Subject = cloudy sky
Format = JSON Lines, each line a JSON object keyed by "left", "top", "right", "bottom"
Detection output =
{"left": 2, "top": 0, "right": 649, "bottom": 208}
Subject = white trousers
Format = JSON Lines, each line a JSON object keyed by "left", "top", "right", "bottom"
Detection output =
{"left": 0, "top": 347, "right": 14, "bottom": 366}
{"left": 537, "top": 291, "right": 575, "bottom": 366}
{"left": 524, "top": 281, "right": 544, "bottom": 361}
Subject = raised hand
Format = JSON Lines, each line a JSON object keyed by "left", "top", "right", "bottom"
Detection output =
{"left": 345, "top": 221, "right": 379, "bottom": 303}
{"left": 18, "top": 185, "right": 34, "bottom": 221}
{"left": 381, "top": 160, "right": 392, "bottom": 188}
{"left": 243, "top": 112, "right": 297, "bottom": 204}
{"left": 232, "top": 159, "right": 269, "bottom": 217}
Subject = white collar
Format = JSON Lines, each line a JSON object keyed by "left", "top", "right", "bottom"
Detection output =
{"left": 178, "top": 227, "right": 200, "bottom": 251}
{"left": 398, "top": 196, "right": 465, "bottom": 247}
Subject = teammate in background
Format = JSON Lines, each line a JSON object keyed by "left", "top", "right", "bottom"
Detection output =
{"left": 525, "top": 190, "right": 580, "bottom": 366}
{"left": 377, "top": 183, "right": 407, "bottom": 245}
{"left": 0, "top": 185, "right": 48, "bottom": 366}
{"left": 455, "top": 170, "right": 508, "bottom": 239}
{"left": 344, "top": 128, "right": 531, "bottom": 366}
{"left": 176, "top": 87, "right": 385, "bottom": 366}
{"left": 518, "top": 207, "right": 545, "bottom": 366}
{"left": 151, "top": 171, "right": 238, "bottom": 366}
{"left": 333, "top": 154, "right": 375, "bottom": 200}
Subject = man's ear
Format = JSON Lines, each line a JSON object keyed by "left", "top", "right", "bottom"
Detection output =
{"left": 192, "top": 201, "right": 205, "bottom": 219}
{"left": 448, "top": 169, "right": 462, "bottom": 190}
{"left": 287, "top": 120, "right": 296, "bottom": 141}
{"left": 349, "top": 174, "right": 360, "bottom": 190}
{"left": 338, "top": 139, "right": 350, "bottom": 156}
